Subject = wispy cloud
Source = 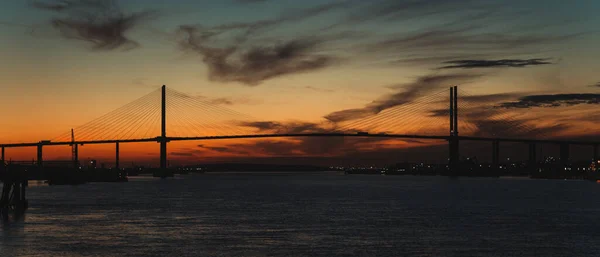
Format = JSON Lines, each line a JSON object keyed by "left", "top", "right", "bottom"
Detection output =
{"left": 496, "top": 94, "right": 600, "bottom": 109}
{"left": 438, "top": 58, "right": 553, "bottom": 69}
{"left": 33, "top": 0, "right": 155, "bottom": 50}
{"left": 460, "top": 92, "right": 524, "bottom": 104}
{"left": 324, "top": 73, "right": 479, "bottom": 122}
{"left": 173, "top": 1, "right": 361, "bottom": 85}
{"left": 305, "top": 86, "right": 335, "bottom": 93}
{"left": 178, "top": 26, "right": 334, "bottom": 85}
{"left": 238, "top": 121, "right": 330, "bottom": 134}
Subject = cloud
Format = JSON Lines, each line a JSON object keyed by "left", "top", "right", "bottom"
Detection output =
{"left": 171, "top": 151, "right": 195, "bottom": 157}
{"left": 324, "top": 73, "right": 479, "bottom": 122}
{"left": 371, "top": 27, "right": 579, "bottom": 55}
{"left": 166, "top": 88, "right": 259, "bottom": 106}
{"left": 197, "top": 144, "right": 250, "bottom": 155}
{"left": 305, "top": 86, "right": 335, "bottom": 93}
{"left": 589, "top": 82, "right": 600, "bottom": 88}
{"left": 174, "top": 1, "right": 361, "bottom": 85}
{"left": 466, "top": 115, "right": 570, "bottom": 139}
{"left": 428, "top": 109, "right": 449, "bottom": 118}
{"left": 496, "top": 94, "right": 600, "bottom": 109}
{"left": 356, "top": 1, "right": 583, "bottom": 68}
{"left": 33, "top": 0, "right": 155, "bottom": 50}
{"left": 232, "top": 120, "right": 411, "bottom": 155}
{"left": 178, "top": 26, "right": 333, "bottom": 85}
{"left": 238, "top": 121, "right": 330, "bottom": 134}
{"left": 460, "top": 92, "right": 523, "bottom": 104}
{"left": 206, "top": 97, "right": 234, "bottom": 106}
{"left": 438, "top": 58, "right": 553, "bottom": 69}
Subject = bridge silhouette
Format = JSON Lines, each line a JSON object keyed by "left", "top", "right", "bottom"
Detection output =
{"left": 1, "top": 85, "right": 599, "bottom": 215}
{"left": 0, "top": 85, "right": 598, "bottom": 171}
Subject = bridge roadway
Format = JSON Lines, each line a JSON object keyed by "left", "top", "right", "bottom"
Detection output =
{"left": 0, "top": 133, "right": 598, "bottom": 148}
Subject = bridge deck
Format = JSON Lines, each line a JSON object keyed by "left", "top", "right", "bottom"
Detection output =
{"left": 0, "top": 133, "right": 597, "bottom": 148}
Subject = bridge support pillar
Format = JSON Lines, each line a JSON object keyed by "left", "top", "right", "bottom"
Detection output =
{"left": 449, "top": 137, "right": 460, "bottom": 173}
{"left": 560, "top": 143, "right": 570, "bottom": 166}
{"left": 448, "top": 86, "right": 460, "bottom": 174}
{"left": 115, "top": 142, "right": 120, "bottom": 169}
{"left": 528, "top": 143, "right": 537, "bottom": 170}
{"left": 160, "top": 141, "right": 167, "bottom": 170}
{"left": 594, "top": 144, "right": 598, "bottom": 161}
{"left": 0, "top": 179, "right": 28, "bottom": 217}
{"left": 492, "top": 140, "right": 500, "bottom": 167}
{"left": 73, "top": 144, "right": 79, "bottom": 168}
{"left": 37, "top": 143, "right": 43, "bottom": 168}
{"left": 160, "top": 85, "right": 167, "bottom": 170}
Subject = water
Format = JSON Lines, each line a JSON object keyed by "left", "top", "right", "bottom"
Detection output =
{"left": 1, "top": 173, "right": 600, "bottom": 257}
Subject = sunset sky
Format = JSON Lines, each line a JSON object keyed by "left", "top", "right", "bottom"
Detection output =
{"left": 1, "top": 0, "right": 599, "bottom": 166}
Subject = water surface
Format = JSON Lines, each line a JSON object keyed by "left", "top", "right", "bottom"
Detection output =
{"left": 1, "top": 173, "right": 599, "bottom": 256}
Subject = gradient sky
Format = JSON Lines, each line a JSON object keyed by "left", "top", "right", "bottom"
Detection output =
{"left": 1, "top": 0, "right": 600, "bottom": 166}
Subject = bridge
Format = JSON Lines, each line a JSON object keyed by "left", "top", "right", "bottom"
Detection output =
{"left": 1, "top": 85, "right": 599, "bottom": 215}
{"left": 0, "top": 85, "right": 598, "bottom": 170}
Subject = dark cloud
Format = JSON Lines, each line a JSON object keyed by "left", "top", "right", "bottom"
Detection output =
{"left": 497, "top": 94, "right": 600, "bottom": 109}
{"left": 166, "top": 88, "right": 257, "bottom": 105}
{"left": 171, "top": 151, "right": 195, "bottom": 157}
{"left": 232, "top": 120, "right": 409, "bottom": 155}
{"left": 178, "top": 26, "right": 333, "bottom": 85}
{"left": 438, "top": 58, "right": 553, "bottom": 69}
{"left": 461, "top": 93, "right": 523, "bottom": 104}
{"left": 305, "top": 86, "right": 335, "bottom": 93}
{"left": 428, "top": 92, "right": 574, "bottom": 139}
{"left": 428, "top": 109, "right": 449, "bottom": 118}
{"left": 174, "top": 1, "right": 361, "bottom": 85}
{"left": 467, "top": 116, "right": 570, "bottom": 139}
{"left": 371, "top": 27, "right": 579, "bottom": 55}
{"left": 359, "top": 1, "right": 582, "bottom": 68}
{"left": 197, "top": 145, "right": 250, "bottom": 155}
{"left": 324, "top": 73, "right": 479, "bottom": 122}
{"left": 589, "top": 82, "right": 600, "bottom": 88}
{"left": 238, "top": 121, "right": 330, "bottom": 134}
{"left": 217, "top": 1, "right": 351, "bottom": 33}
{"left": 207, "top": 98, "right": 234, "bottom": 106}
{"left": 33, "top": 0, "right": 155, "bottom": 50}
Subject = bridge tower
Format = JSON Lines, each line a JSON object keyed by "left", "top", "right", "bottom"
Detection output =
{"left": 157, "top": 85, "right": 171, "bottom": 178}
{"left": 71, "top": 129, "right": 79, "bottom": 168}
{"left": 449, "top": 86, "right": 460, "bottom": 174}
{"left": 115, "top": 142, "right": 120, "bottom": 169}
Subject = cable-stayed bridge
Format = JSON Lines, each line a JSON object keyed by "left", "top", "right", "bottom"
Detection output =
{"left": 0, "top": 86, "right": 598, "bottom": 170}
{"left": 1, "top": 85, "right": 599, "bottom": 214}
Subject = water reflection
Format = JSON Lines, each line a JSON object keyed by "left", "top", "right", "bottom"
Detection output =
{"left": 0, "top": 174, "right": 599, "bottom": 256}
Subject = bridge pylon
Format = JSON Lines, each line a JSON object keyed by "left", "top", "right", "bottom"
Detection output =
{"left": 448, "top": 86, "right": 460, "bottom": 175}
{"left": 157, "top": 85, "right": 172, "bottom": 178}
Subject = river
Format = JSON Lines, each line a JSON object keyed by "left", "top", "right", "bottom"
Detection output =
{"left": 1, "top": 173, "right": 599, "bottom": 256}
